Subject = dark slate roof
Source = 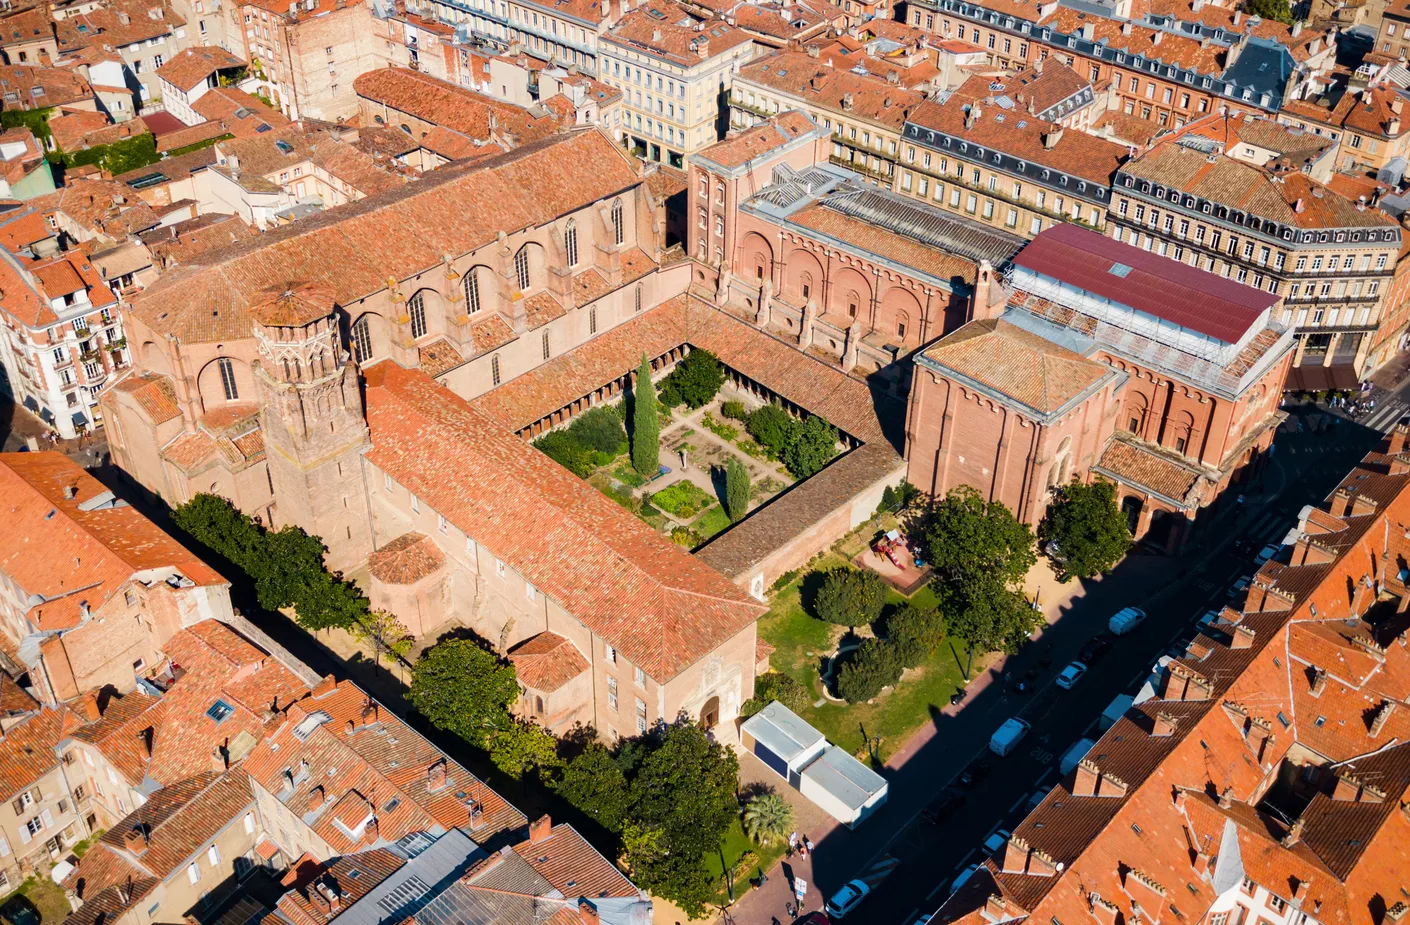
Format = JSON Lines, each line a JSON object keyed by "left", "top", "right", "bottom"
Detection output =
{"left": 1221, "top": 36, "right": 1294, "bottom": 103}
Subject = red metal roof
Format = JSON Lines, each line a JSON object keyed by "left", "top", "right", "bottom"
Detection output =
{"left": 1013, "top": 223, "right": 1278, "bottom": 345}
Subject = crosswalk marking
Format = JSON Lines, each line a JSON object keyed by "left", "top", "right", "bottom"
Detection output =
{"left": 1363, "top": 400, "right": 1409, "bottom": 433}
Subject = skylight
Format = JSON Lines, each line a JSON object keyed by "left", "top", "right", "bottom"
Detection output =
{"left": 206, "top": 700, "right": 234, "bottom": 723}
{"left": 1108, "top": 262, "right": 1133, "bottom": 278}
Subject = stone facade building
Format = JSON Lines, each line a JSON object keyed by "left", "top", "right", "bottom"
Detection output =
{"left": 907, "top": 223, "right": 1294, "bottom": 550}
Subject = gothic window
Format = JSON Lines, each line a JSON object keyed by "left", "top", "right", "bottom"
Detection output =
{"left": 464, "top": 269, "right": 481, "bottom": 314}
{"left": 542, "top": 331, "right": 550, "bottom": 360}
{"left": 634, "top": 284, "right": 642, "bottom": 313}
{"left": 565, "top": 219, "right": 578, "bottom": 267}
{"left": 409, "top": 291, "right": 427, "bottom": 339}
{"left": 611, "top": 198, "right": 624, "bottom": 246}
{"left": 351, "top": 315, "right": 372, "bottom": 363}
{"left": 491, "top": 353, "right": 501, "bottom": 386}
{"left": 217, "top": 357, "right": 238, "bottom": 400}
{"left": 589, "top": 307, "right": 597, "bottom": 334}
{"left": 514, "top": 247, "right": 530, "bottom": 291}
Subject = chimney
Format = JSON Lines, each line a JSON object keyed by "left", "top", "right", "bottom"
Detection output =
{"left": 1153, "top": 712, "right": 1178, "bottom": 737}
{"left": 1292, "top": 879, "right": 1309, "bottom": 903}
{"left": 1043, "top": 125, "right": 1064, "bottom": 149}
{"left": 1121, "top": 20, "right": 1132, "bottom": 34}
{"left": 1281, "top": 818, "right": 1304, "bottom": 847}
{"left": 1091, "top": 895, "right": 1120, "bottom": 925}
{"left": 1028, "top": 847, "right": 1059, "bottom": 876}
{"left": 1370, "top": 701, "right": 1396, "bottom": 737}
{"left": 1386, "top": 903, "right": 1408, "bottom": 924}
{"left": 1294, "top": 198, "right": 1305, "bottom": 213}
{"left": 62, "top": 484, "right": 77, "bottom": 500}
{"left": 428, "top": 761, "right": 447, "bottom": 791}
{"left": 1231, "top": 624, "right": 1256, "bottom": 649}
{"left": 1309, "top": 668, "right": 1328, "bottom": 697}
{"left": 1333, "top": 773, "right": 1361, "bottom": 801}
{"left": 1390, "top": 118, "right": 1402, "bottom": 136}
{"left": 307, "top": 786, "right": 324, "bottom": 813}
{"left": 965, "top": 104, "right": 980, "bottom": 128}
{"left": 578, "top": 899, "right": 600, "bottom": 925}
{"left": 1074, "top": 758, "right": 1099, "bottom": 796}
{"left": 123, "top": 825, "right": 147, "bottom": 854}
{"left": 81, "top": 691, "right": 101, "bottom": 722}
{"left": 1389, "top": 424, "right": 1409, "bottom": 456}
{"left": 806, "top": 43, "right": 819, "bottom": 57}
{"left": 987, "top": 895, "right": 1012, "bottom": 920}
{"left": 1291, "top": 20, "right": 1302, "bottom": 36}
{"left": 1003, "top": 834, "right": 1031, "bottom": 873}
{"left": 312, "top": 675, "right": 337, "bottom": 698}
{"left": 1233, "top": 10, "right": 1243, "bottom": 24}
{"left": 1219, "top": 787, "right": 1235, "bottom": 809}
{"left": 530, "top": 813, "right": 553, "bottom": 843}
{"left": 1097, "top": 771, "right": 1129, "bottom": 799}
{"left": 1152, "top": 30, "right": 1163, "bottom": 44}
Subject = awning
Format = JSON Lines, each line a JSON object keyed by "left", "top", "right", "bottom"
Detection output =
{"left": 70, "top": 412, "right": 88, "bottom": 427}
{"left": 1285, "top": 363, "right": 1359, "bottom": 392}
{"left": 22, "top": 396, "right": 38, "bottom": 412}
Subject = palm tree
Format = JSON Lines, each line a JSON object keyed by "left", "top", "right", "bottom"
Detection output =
{"left": 742, "top": 792, "right": 794, "bottom": 846}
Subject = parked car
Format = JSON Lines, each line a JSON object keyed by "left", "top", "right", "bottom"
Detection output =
{"left": 922, "top": 786, "right": 964, "bottom": 824}
{"left": 797, "top": 914, "right": 832, "bottom": 925}
{"left": 1079, "top": 634, "right": 1114, "bottom": 663}
{"left": 1196, "top": 610, "right": 1220, "bottom": 631}
{"left": 1055, "top": 661, "right": 1088, "bottom": 690}
{"left": 949, "top": 864, "right": 980, "bottom": 896}
{"left": 1254, "top": 544, "right": 1281, "bottom": 566}
{"left": 1026, "top": 786, "right": 1053, "bottom": 810}
{"left": 957, "top": 760, "right": 991, "bottom": 789}
{"left": 989, "top": 717, "right": 1032, "bottom": 756}
{"left": 825, "top": 880, "right": 871, "bottom": 919}
{"left": 982, "top": 828, "right": 1012, "bottom": 855}
{"left": 1227, "top": 576, "right": 1252, "bottom": 600}
{"left": 1108, "top": 606, "right": 1147, "bottom": 635}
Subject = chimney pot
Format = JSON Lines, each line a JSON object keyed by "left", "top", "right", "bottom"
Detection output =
{"left": 578, "top": 899, "right": 600, "bottom": 925}
{"left": 122, "top": 825, "right": 147, "bottom": 854}
{"left": 1231, "top": 624, "right": 1256, "bottom": 649}
{"left": 530, "top": 813, "right": 553, "bottom": 843}
{"left": 1281, "top": 818, "right": 1304, "bottom": 847}
{"left": 312, "top": 675, "right": 337, "bottom": 698}
{"left": 1002, "top": 834, "right": 1031, "bottom": 873}
{"left": 1153, "top": 712, "right": 1178, "bottom": 736}
{"left": 81, "top": 691, "right": 101, "bottom": 722}
{"left": 1074, "top": 759, "right": 1099, "bottom": 796}
{"left": 1219, "top": 787, "right": 1235, "bottom": 808}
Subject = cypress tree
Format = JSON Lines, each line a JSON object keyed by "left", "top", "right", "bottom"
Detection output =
{"left": 725, "top": 456, "right": 750, "bottom": 522}
{"left": 632, "top": 353, "right": 660, "bottom": 476}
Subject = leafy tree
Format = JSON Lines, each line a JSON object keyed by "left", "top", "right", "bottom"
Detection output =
{"left": 836, "top": 638, "right": 902, "bottom": 703}
{"left": 408, "top": 639, "right": 517, "bottom": 749}
{"left": 171, "top": 493, "right": 266, "bottom": 575}
{"left": 745, "top": 404, "right": 795, "bottom": 457}
{"left": 659, "top": 348, "right": 725, "bottom": 409}
{"left": 632, "top": 354, "right": 660, "bottom": 476}
{"left": 742, "top": 792, "right": 794, "bottom": 846}
{"left": 925, "top": 485, "right": 1037, "bottom": 587}
{"left": 944, "top": 577, "right": 1042, "bottom": 677}
{"left": 534, "top": 431, "right": 596, "bottom": 477}
{"left": 876, "top": 480, "right": 921, "bottom": 517}
{"left": 1038, "top": 479, "right": 1133, "bottom": 582}
{"left": 1244, "top": 0, "right": 1292, "bottom": 22}
{"left": 626, "top": 722, "right": 739, "bottom": 918}
{"left": 741, "top": 671, "right": 812, "bottom": 718}
{"left": 568, "top": 406, "right": 627, "bottom": 455}
{"left": 783, "top": 414, "right": 838, "bottom": 479}
{"left": 724, "top": 457, "right": 750, "bottom": 522}
{"left": 720, "top": 400, "right": 748, "bottom": 421}
{"left": 487, "top": 720, "right": 563, "bottom": 779}
{"left": 351, "top": 610, "right": 413, "bottom": 673}
{"left": 551, "top": 742, "right": 632, "bottom": 832}
{"left": 886, "top": 604, "right": 944, "bottom": 668}
{"left": 812, "top": 567, "right": 887, "bottom": 627}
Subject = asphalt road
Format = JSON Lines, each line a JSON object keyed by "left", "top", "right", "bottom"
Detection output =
{"left": 744, "top": 401, "right": 1388, "bottom": 925}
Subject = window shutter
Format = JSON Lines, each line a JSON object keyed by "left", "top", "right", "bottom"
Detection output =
{"left": 29, "top": 788, "right": 40, "bottom": 803}
{"left": 40, "top": 809, "right": 53, "bottom": 830}
{"left": 11, "top": 798, "right": 22, "bottom": 816}
{"left": 18, "top": 825, "right": 30, "bottom": 845}
{"left": 0, "top": 835, "right": 10, "bottom": 856}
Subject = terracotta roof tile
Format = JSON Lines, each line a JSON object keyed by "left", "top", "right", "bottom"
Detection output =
{"left": 513, "top": 822, "right": 638, "bottom": 898}
{"left": 155, "top": 45, "right": 244, "bottom": 92}
{"left": 737, "top": 51, "right": 926, "bottom": 131}
{"left": 368, "top": 532, "right": 446, "bottom": 584}
{"left": 507, "top": 633, "right": 590, "bottom": 694}
{"left": 353, "top": 67, "right": 564, "bottom": 144}
{"left": 0, "top": 706, "right": 81, "bottom": 799}
{"left": 1095, "top": 437, "right": 1205, "bottom": 506}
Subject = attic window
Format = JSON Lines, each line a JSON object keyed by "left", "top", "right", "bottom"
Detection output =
{"left": 1277, "top": 712, "right": 1290, "bottom": 728}
{"left": 1132, "top": 823, "right": 1142, "bottom": 834}
{"left": 1314, "top": 716, "right": 1325, "bottom": 727}
{"left": 275, "top": 140, "right": 295, "bottom": 154}
{"left": 348, "top": 869, "right": 363, "bottom": 880}
{"left": 383, "top": 797, "right": 401, "bottom": 812}
{"left": 206, "top": 700, "right": 234, "bottom": 723}
{"left": 1109, "top": 262, "right": 1133, "bottom": 278}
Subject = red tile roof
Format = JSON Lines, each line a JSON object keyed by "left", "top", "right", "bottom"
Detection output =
{"left": 363, "top": 361, "right": 765, "bottom": 682}
{"left": 1014, "top": 223, "right": 1279, "bottom": 344}
{"left": 508, "top": 633, "right": 590, "bottom": 694}
{"left": 354, "top": 66, "right": 564, "bottom": 145}
{"left": 0, "top": 706, "right": 81, "bottom": 800}
{"left": 368, "top": 531, "right": 445, "bottom": 584}
{"left": 0, "top": 453, "right": 225, "bottom": 630}
{"left": 155, "top": 45, "right": 245, "bottom": 92}
{"left": 514, "top": 822, "right": 639, "bottom": 899}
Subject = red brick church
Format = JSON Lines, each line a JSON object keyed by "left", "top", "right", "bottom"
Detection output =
{"left": 905, "top": 224, "right": 1295, "bottom": 551}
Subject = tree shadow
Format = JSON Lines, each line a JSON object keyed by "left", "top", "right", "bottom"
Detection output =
{"left": 0, "top": 893, "right": 39, "bottom": 925}
{"left": 797, "top": 569, "right": 831, "bottom": 618}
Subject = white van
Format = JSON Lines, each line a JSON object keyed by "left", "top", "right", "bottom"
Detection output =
{"left": 1108, "top": 606, "right": 1147, "bottom": 635}
{"left": 989, "top": 717, "right": 1032, "bottom": 756}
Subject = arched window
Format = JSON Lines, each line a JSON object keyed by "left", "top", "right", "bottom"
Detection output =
{"left": 351, "top": 316, "right": 372, "bottom": 364}
{"left": 409, "top": 291, "right": 427, "bottom": 339}
{"left": 491, "top": 353, "right": 502, "bottom": 386}
{"left": 634, "top": 284, "right": 642, "bottom": 313}
{"left": 464, "top": 269, "right": 481, "bottom": 314}
{"left": 217, "top": 357, "right": 238, "bottom": 400}
{"left": 611, "top": 198, "right": 624, "bottom": 246}
{"left": 514, "top": 247, "right": 530, "bottom": 291}
{"left": 564, "top": 219, "right": 579, "bottom": 267}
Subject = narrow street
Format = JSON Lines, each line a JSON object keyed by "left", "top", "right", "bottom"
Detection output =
{"left": 724, "top": 398, "right": 1388, "bottom": 925}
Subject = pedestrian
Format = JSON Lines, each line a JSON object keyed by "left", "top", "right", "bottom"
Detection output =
{"left": 787, "top": 831, "right": 797, "bottom": 857}
{"left": 797, "top": 839, "right": 808, "bottom": 859}
{"left": 786, "top": 902, "right": 796, "bottom": 919}
{"left": 804, "top": 836, "right": 814, "bottom": 854}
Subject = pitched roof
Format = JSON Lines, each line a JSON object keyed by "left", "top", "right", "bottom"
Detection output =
{"left": 919, "top": 317, "right": 1111, "bottom": 415}
{"left": 129, "top": 130, "right": 639, "bottom": 344}
{"left": 353, "top": 67, "right": 563, "bottom": 144}
{"left": 736, "top": 50, "right": 926, "bottom": 130}
{"left": 507, "top": 633, "right": 590, "bottom": 694}
{"left": 693, "top": 110, "right": 820, "bottom": 170}
{"left": 0, "top": 64, "right": 93, "bottom": 109}
{"left": 0, "top": 706, "right": 81, "bottom": 800}
{"left": 364, "top": 361, "right": 764, "bottom": 682}
{"left": 0, "top": 453, "right": 225, "bottom": 631}
{"left": 155, "top": 45, "right": 244, "bottom": 92}
{"left": 241, "top": 679, "right": 525, "bottom": 849}
{"left": 189, "top": 86, "right": 291, "bottom": 139}
{"left": 603, "top": 0, "right": 755, "bottom": 67}
{"left": 247, "top": 280, "right": 338, "bottom": 327}
{"left": 1013, "top": 223, "right": 1279, "bottom": 344}
{"left": 367, "top": 532, "right": 446, "bottom": 585}
{"left": 111, "top": 373, "right": 181, "bottom": 424}
{"left": 512, "top": 822, "right": 639, "bottom": 899}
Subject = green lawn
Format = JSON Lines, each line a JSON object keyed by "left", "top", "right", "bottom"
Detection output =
{"left": 757, "top": 560, "right": 967, "bottom": 762}
{"left": 703, "top": 818, "right": 788, "bottom": 906}
{"left": 650, "top": 480, "right": 715, "bottom": 518}
{"left": 693, "top": 505, "right": 733, "bottom": 539}
{"left": 1, "top": 875, "right": 72, "bottom": 925}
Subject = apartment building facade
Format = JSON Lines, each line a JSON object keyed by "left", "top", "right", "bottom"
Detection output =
{"left": 599, "top": 0, "right": 757, "bottom": 167}
{"left": 0, "top": 688, "right": 89, "bottom": 892}
{"left": 1108, "top": 119, "right": 1403, "bottom": 378}
{"left": 234, "top": 0, "right": 386, "bottom": 120}
{"left": 54, "top": 0, "right": 190, "bottom": 110}
{"left": 405, "top": 0, "right": 615, "bottom": 74}
{"left": 897, "top": 88, "right": 1128, "bottom": 237}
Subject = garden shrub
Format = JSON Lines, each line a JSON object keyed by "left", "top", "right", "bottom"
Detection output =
{"left": 721, "top": 400, "right": 748, "bottom": 421}
{"left": 670, "top": 526, "right": 704, "bottom": 546}
{"left": 886, "top": 604, "right": 944, "bottom": 668}
{"left": 783, "top": 415, "right": 838, "bottom": 479}
{"left": 770, "top": 569, "right": 800, "bottom": 593}
{"left": 836, "top": 638, "right": 902, "bottom": 703}
{"left": 658, "top": 348, "right": 725, "bottom": 409}
{"left": 812, "top": 567, "right": 887, "bottom": 627}
{"left": 533, "top": 431, "right": 595, "bottom": 477}
{"left": 745, "top": 404, "right": 794, "bottom": 458}
{"left": 569, "top": 406, "right": 627, "bottom": 455}
{"left": 754, "top": 671, "right": 812, "bottom": 712}
{"left": 650, "top": 481, "right": 714, "bottom": 518}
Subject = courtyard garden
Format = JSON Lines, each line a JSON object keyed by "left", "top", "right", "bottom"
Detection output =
{"left": 530, "top": 349, "right": 843, "bottom": 550}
